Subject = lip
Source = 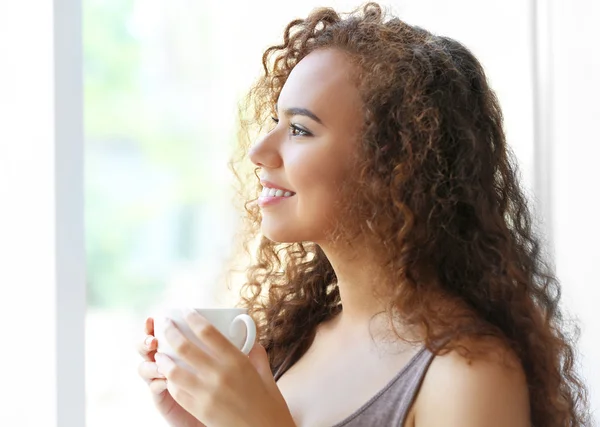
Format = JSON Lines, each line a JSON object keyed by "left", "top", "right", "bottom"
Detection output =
{"left": 259, "top": 180, "right": 295, "bottom": 194}
{"left": 257, "top": 195, "right": 293, "bottom": 208}
{"left": 258, "top": 180, "right": 296, "bottom": 208}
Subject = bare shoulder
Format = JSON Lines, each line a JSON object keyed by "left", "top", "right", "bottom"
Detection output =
{"left": 413, "top": 337, "right": 530, "bottom": 427}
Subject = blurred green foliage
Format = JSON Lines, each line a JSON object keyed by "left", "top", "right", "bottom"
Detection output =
{"left": 83, "top": 0, "right": 213, "bottom": 309}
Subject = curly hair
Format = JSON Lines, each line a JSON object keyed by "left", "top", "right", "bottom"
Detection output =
{"left": 228, "top": 2, "right": 590, "bottom": 426}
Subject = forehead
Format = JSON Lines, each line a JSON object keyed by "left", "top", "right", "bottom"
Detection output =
{"left": 277, "top": 49, "right": 362, "bottom": 122}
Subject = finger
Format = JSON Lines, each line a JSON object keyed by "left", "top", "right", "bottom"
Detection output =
{"left": 145, "top": 317, "right": 154, "bottom": 335}
{"left": 166, "top": 381, "right": 196, "bottom": 413}
{"left": 182, "top": 308, "right": 240, "bottom": 361}
{"left": 155, "top": 352, "right": 202, "bottom": 392}
{"left": 248, "top": 342, "right": 272, "bottom": 379}
{"left": 148, "top": 378, "right": 168, "bottom": 395}
{"left": 138, "top": 361, "right": 166, "bottom": 382}
{"left": 248, "top": 342, "right": 279, "bottom": 393}
{"left": 163, "top": 318, "right": 215, "bottom": 371}
{"left": 137, "top": 335, "right": 158, "bottom": 360}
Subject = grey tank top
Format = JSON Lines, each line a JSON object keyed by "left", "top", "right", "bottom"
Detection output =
{"left": 277, "top": 346, "right": 435, "bottom": 427}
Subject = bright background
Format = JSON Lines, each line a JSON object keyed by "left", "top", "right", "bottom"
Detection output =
{"left": 0, "top": 1, "right": 597, "bottom": 426}
{"left": 83, "top": 0, "right": 598, "bottom": 425}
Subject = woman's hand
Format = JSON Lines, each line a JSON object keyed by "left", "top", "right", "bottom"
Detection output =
{"left": 154, "top": 309, "right": 296, "bottom": 427}
{"left": 137, "top": 317, "right": 206, "bottom": 427}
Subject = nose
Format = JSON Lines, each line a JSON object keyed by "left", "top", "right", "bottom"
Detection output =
{"left": 248, "top": 132, "right": 283, "bottom": 169}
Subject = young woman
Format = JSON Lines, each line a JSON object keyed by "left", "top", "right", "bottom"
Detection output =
{"left": 137, "top": 3, "right": 590, "bottom": 426}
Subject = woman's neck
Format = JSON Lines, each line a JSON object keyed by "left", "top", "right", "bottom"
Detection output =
{"left": 318, "top": 240, "right": 391, "bottom": 325}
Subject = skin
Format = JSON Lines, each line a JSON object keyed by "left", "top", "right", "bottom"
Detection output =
{"left": 413, "top": 340, "right": 531, "bottom": 427}
{"left": 249, "top": 49, "right": 363, "bottom": 247}
{"left": 137, "top": 313, "right": 295, "bottom": 427}
{"left": 137, "top": 317, "right": 205, "bottom": 427}
{"left": 137, "top": 48, "right": 531, "bottom": 427}
{"left": 249, "top": 48, "right": 391, "bottom": 322}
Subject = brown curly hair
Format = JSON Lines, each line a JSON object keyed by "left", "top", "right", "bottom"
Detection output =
{"left": 227, "top": 2, "right": 590, "bottom": 426}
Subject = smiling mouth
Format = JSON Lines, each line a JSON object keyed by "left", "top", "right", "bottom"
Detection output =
{"left": 260, "top": 187, "right": 296, "bottom": 198}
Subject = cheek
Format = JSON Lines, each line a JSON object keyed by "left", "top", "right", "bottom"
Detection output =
{"left": 287, "top": 146, "right": 349, "bottom": 190}
{"left": 283, "top": 139, "right": 356, "bottom": 216}
{"left": 290, "top": 162, "right": 349, "bottom": 216}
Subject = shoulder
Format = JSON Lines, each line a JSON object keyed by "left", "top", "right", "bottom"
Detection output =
{"left": 412, "top": 337, "right": 530, "bottom": 427}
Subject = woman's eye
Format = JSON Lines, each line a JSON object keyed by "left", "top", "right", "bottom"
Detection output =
{"left": 269, "top": 116, "right": 310, "bottom": 137}
{"left": 289, "top": 124, "right": 310, "bottom": 137}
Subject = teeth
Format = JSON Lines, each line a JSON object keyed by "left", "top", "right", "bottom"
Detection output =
{"left": 261, "top": 187, "right": 295, "bottom": 198}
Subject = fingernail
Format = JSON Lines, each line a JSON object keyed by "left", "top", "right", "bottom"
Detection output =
{"left": 184, "top": 308, "right": 207, "bottom": 323}
{"left": 144, "top": 336, "right": 154, "bottom": 347}
{"left": 183, "top": 307, "right": 196, "bottom": 317}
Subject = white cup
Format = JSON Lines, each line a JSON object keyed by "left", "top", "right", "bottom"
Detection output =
{"left": 153, "top": 308, "right": 256, "bottom": 370}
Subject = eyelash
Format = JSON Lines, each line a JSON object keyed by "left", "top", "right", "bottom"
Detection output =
{"left": 270, "top": 116, "right": 311, "bottom": 137}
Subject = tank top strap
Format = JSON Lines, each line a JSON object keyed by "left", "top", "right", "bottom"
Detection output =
{"left": 334, "top": 346, "right": 436, "bottom": 427}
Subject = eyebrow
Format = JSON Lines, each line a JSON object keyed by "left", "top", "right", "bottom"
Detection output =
{"left": 276, "top": 104, "right": 324, "bottom": 125}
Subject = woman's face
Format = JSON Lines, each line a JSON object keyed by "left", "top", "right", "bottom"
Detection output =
{"left": 249, "top": 48, "right": 364, "bottom": 243}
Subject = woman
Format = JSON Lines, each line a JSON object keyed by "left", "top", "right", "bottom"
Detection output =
{"left": 137, "top": 3, "right": 590, "bottom": 426}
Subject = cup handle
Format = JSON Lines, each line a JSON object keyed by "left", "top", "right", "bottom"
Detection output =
{"left": 230, "top": 314, "right": 256, "bottom": 355}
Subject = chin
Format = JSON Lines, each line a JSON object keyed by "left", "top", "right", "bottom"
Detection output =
{"left": 260, "top": 220, "right": 304, "bottom": 244}
{"left": 262, "top": 229, "right": 300, "bottom": 244}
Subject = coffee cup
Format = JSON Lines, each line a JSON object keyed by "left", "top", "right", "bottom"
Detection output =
{"left": 153, "top": 308, "right": 256, "bottom": 371}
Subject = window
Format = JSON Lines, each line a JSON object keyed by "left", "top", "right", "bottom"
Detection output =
{"left": 84, "top": 1, "right": 540, "bottom": 425}
{"left": 3, "top": 1, "right": 591, "bottom": 426}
